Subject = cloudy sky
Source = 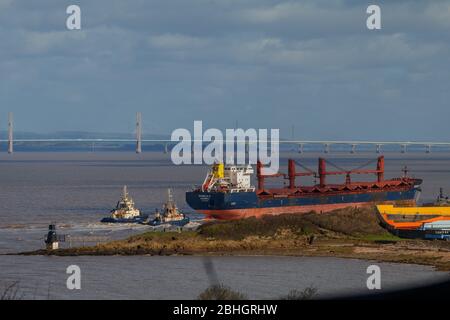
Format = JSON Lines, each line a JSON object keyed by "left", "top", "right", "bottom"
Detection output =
{"left": 0, "top": 0, "right": 449, "bottom": 140}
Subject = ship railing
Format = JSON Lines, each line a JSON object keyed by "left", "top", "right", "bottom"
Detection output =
{"left": 228, "top": 188, "right": 255, "bottom": 193}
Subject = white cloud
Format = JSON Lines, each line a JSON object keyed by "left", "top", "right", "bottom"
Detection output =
{"left": 21, "top": 30, "right": 87, "bottom": 55}
{"left": 241, "top": 3, "right": 302, "bottom": 23}
{"left": 0, "top": 0, "right": 449, "bottom": 137}
{"left": 148, "top": 34, "right": 209, "bottom": 49}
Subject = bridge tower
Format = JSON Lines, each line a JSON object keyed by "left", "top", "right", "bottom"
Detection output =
{"left": 7, "top": 112, "right": 13, "bottom": 154}
{"left": 136, "top": 112, "right": 142, "bottom": 154}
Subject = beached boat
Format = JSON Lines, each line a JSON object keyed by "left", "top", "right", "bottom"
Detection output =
{"left": 377, "top": 204, "right": 450, "bottom": 217}
{"left": 376, "top": 204, "right": 450, "bottom": 240}
{"left": 187, "top": 157, "right": 422, "bottom": 220}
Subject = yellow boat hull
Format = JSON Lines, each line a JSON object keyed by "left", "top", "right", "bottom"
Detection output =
{"left": 376, "top": 204, "right": 450, "bottom": 216}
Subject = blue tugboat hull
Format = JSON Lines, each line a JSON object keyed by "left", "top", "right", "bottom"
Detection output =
{"left": 149, "top": 217, "right": 190, "bottom": 227}
{"left": 101, "top": 215, "right": 148, "bottom": 223}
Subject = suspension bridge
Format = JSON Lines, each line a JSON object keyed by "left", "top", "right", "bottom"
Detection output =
{"left": 1, "top": 112, "right": 450, "bottom": 154}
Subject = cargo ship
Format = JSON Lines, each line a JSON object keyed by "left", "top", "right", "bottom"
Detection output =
{"left": 186, "top": 156, "right": 422, "bottom": 220}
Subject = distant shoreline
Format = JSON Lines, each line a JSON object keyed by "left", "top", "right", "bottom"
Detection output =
{"left": 4, "top": 146, "right": 450, "bottom": 153}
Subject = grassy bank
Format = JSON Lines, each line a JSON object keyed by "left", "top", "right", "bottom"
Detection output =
{"left": 21, "top": 206, "right": 450, "bottom": 271}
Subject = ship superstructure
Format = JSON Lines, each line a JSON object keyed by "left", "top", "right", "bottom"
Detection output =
{"left": 101, "top": 186, "right": 147, "bottom": 223}
{"left": 201, "top": 163, "right": 255, "bottom": 193}
{"left": 186, "top": 156, "right": 422, "bottom": 220}
{"left": 149, "top": 189, "right": 190, "bottom": 226}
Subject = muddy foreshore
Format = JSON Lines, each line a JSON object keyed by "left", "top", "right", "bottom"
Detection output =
{"left": 17, "top": 207, "right": 450, "bottom": 272}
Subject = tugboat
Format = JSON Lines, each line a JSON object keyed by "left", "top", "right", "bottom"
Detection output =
{"left": 421, "top": 188, "right": 450, "bottom": 207}
{"left": 101, "top": 186, "right": 148, "bottom": 223}
{"left": 149, "top": 189, "right": 190, "bottom": 226}
{"left": 433, "top": 188, "right": 450, "bottom": 206}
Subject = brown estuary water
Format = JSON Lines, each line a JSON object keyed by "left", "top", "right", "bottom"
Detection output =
{"left": 0, "top": 152, "right": 449, "bottom": 299}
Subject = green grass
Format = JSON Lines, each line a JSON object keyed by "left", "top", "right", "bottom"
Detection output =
{"left": 198, "top": 206, "right": 389, "bottom": 240}
{"left": 123, "top": 207, "right": 391, "bottom": 243}
{"left": 198, "top": 214, "right": 321, "bottom": 240}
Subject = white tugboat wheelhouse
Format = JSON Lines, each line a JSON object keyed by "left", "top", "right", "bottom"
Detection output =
{"left": 110, "top": 185, "right": 141, "bottom": 219}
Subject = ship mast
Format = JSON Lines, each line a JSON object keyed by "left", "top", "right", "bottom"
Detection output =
{"left": 123, "top": 185, "right": 128, "bottom": 198}
{"left": 167, "top": 188, "right": 174, "bottom": 206}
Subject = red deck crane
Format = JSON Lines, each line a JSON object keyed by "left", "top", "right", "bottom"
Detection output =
{"left": 257, "top": 156, "right": 385, "bottom": 190}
